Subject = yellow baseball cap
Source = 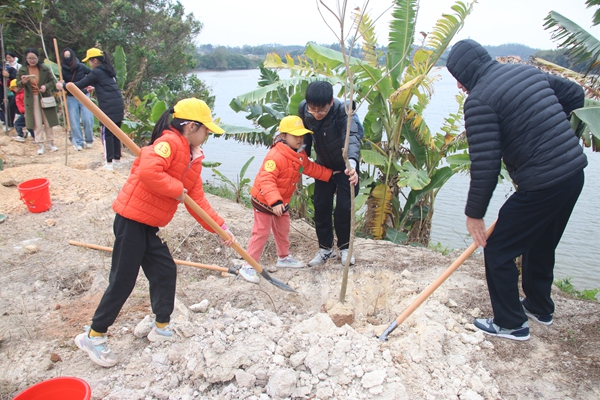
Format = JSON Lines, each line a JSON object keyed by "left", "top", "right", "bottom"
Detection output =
{"left": 82, "top": 48, "right": 104, "bottom": 62}
{"left": 9, "top": 79, "right": 17, "bottom": 89}
{"left": 279, "top": 115, "right": 312, "bottom": 136}
{"left": 173, "top": 98, "right": 224, "bottom": 134}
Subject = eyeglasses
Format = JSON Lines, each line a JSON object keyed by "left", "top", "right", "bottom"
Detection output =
{"left": 26, "top": 57, "right": 38, "bottom": 61}
{"left": 307, "top": 103, "right": 331, "bottom": 116}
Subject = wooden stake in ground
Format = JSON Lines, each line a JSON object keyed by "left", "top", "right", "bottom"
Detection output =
{"left": 65, "top": 82, "right": 296, "bottom": 293}
{"left": 52, "top": 38, "right": 71, "bottom": 166}
{"left": 378, "top": 220, "right": 497, "bottom": 341}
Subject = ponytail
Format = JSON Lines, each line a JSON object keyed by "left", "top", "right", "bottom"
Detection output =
{"left": 149, "top": 108, "right": 175, "bottom": 144}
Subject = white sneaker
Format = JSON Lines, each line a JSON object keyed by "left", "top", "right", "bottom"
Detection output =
{"left": 103, "top": 163, "right": 114, "bottom": 171}
{"left": 74, "top": 326, "right": 118, "bottom": 368}
{"left": 239, "top": 263, "right": 260, "bottom": 284}
{"left": 85, "top": 142, "right": 93, "bottom": 149}
{"left": 340, "top": 249, "right": 356, "bottom": 265}
{"left": 308, "top": 248, "right": 335, "bottom": 267}
{"left": 37, "top": 145, "right": 44, "bottom": 155}
{"left": 13, "top": 136, "right": 25, "bottom": 143}
{"left": 49, "top": 145, "right": 59, "bottom": 152}
{"left": 276, "top": 255, "right": 305, "bottom": 268}
{"left": 113, "top": 159, "right": 121, "bottom": 166}
{"left": 73, "top": 144, "right": 83, "bottom": 151}
{"left": 147, "top": 323, "right": 175, "bottom": 342}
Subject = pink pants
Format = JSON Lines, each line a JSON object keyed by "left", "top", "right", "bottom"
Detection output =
{"left": 246, "top": 208, "right": 290, "bottom": 262}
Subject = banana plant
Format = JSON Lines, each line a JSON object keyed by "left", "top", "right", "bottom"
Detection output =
{"left": 228, "top": 0, "right": 475, "bottom": 245}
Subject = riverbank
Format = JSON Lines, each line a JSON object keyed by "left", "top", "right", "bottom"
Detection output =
{"left": 1, "top": 130, "right": 599, "bottom": 399}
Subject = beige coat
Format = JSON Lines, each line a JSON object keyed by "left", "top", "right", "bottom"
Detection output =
{"left": 17, "top": 63, "right": 60, "bottom": 129}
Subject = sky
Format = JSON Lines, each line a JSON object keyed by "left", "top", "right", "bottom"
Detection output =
{"left": 178, "top": 0, "right": 600, "bottom": 50}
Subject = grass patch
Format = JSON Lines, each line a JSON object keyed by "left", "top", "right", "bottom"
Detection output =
{"left": 428, "top": 241, "right": 453, "bottom": 256}
{"left": 554, "top": 277, "right": 599, "bottom": 301}
{"left": 204, "top": 182, "right": 252, "bottom": 209}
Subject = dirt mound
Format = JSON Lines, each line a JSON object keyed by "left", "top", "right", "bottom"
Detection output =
{"left": 0, "top": 128, "right": 599, "bottom": 399}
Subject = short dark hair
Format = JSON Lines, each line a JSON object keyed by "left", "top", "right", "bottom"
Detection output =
{"left": 306, "top": 81, "right": 333, "bottom": 107}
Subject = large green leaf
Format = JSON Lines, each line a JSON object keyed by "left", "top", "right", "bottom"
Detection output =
{"left": 545, "top": 11, "right": 600, "bottom": 74}
{"left": 361, "top": 149, "right": 388, "bottom": 167}
{"left": 573, "top": 106, "right": 600, "bottom": 139}
{"left": 387, "top": 0, "right": 418, "bottom": 87}
{"left": 397, "top": 161, "right": 430, "bottom": 189}
{"left": 150, "top": 100, "right": 167, "bottom": 123}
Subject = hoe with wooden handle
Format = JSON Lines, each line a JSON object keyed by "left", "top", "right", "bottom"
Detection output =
{"left": 69, "top": 240, "right": 239, "bottom": 276}
{"left": 378, "top": 220, "right": 496, "bottom": 341}
{"left": 65, "top": 82, "right": 296, "bottom": 292}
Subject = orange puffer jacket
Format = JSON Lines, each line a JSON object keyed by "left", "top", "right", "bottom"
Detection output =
{"left": 251, "top": 141, "right": 333, "bottom": 206}
{"left": 113, "top": 128, "right": 224, "bottom": 230}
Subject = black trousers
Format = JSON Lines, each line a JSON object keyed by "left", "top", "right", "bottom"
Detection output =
{"left": 484, "top": 170, "right": 584, "bottom": 328}
{"left": 101, "top": 121, "right": 122, "bottom": 163}
{"left": 313, "top": 171, "right": 359, "bottom": 250}
{"left": 91, "top": 214, "right": 177, "bottom": 333}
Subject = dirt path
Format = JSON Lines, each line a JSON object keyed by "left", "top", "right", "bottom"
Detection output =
{"left": 0, "top": 129, "right": 599, "bottom": 399}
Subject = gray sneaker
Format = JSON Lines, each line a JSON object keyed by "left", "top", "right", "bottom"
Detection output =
{"left": 308, "top": 248, "right": 335, "bottom": 267}
{"left": 276, "top": 255, "right": 304, "bottom": 268}
{"left": 474, "top": 318, "right": 530, "bottom": 341}
{"left": 74, "top": 326, "right": 118, "bottom": 367}
{"left": 340, "top": 249, "right": 355, "bottom": 265}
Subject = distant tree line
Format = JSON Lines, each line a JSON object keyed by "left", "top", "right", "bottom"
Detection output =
{"left": 194, "top": 41, "right": 587, "bottom": 73}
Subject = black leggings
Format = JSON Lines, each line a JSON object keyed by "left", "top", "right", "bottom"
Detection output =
{"left": 91, "top": 214, "right": 177, "bottom": 333}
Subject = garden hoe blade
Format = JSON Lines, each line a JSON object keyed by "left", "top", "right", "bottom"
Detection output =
{"left": 378, "top": 220, "right": 496, "bottom": 341}
{"left": 65, "top": 83, "right": 296, "bottom": 293}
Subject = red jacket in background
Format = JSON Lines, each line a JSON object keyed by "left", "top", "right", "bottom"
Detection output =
{"left": 113, "top": 128, "right": 224, "bottom": 230}
{"left": 251, "top": 141, "right": 333, "bottom": 207}
{"left": 15, "top": 90, "right": 25, "bottom": 114}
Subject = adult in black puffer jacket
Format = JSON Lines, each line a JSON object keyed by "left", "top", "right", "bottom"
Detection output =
{"left": 59, "top": 48, "right": 124, "bottom": 169}
{"left": 446, "top": 39, "right": 587, "bottom": 341}
{"left": 60, "top": 48, "right": 94, "bottom": 150}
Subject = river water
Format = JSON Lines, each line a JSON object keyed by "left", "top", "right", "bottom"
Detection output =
{"left": 196, "top": 68, "right": 599, "bottom": 291}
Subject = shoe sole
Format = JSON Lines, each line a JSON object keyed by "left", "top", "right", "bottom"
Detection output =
{"left": 478, "top": 329, "right": 530, "bottom": 341}
{"left": 147, "top": 330, "right": 175, "bottom": 342}
{"left": 74, "top": 334, "right": 117, "bottom": 367}
{"left": 276, "top": 264, "right": 306, "bottom": 268}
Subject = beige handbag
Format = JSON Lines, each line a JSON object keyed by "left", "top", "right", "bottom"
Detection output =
{"left": 40, "top": 95, "right": 57, "bottom": 108}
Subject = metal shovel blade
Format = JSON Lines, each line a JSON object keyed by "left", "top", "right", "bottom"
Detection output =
{"left": 259, "top": 269, "right": 296, "bottom": 292}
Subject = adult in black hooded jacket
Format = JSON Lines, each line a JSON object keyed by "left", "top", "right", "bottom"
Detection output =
{"left": 446, "top": 39, "right": 587, "bottom": 341}
{"left": 58, "top": 48, "right": 124, "bottom": 169}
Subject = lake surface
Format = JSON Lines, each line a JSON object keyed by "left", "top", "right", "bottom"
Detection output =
{"left": 196, "top": 68, "right": 600, "bottom": 291}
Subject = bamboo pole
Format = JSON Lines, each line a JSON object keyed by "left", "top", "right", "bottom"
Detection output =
{"left": 52, "top": 38, "right": 71, "bottom": 166}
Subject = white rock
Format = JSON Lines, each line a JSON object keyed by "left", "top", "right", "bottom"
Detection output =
{"left": 266, "top": 368, "right": 298, "bottom": 398}
{"left": 235, "top": 369, "right": 256, "bottom": 388}
{"left": 361, "top": 369, "right": 386, "bottom": 389}
{"left": 190, "top": 299, "right": 210, "bottom": 313}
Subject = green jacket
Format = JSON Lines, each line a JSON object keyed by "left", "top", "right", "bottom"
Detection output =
{"left": 17, "top": 63, "right": 59, "bottom": 129}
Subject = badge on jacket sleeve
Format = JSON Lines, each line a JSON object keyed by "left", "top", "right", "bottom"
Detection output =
{"left": 264, "top": 160, "right": 276, "bottom": 172}
{"left": 154, "top": 142, "right": 171, "bottom": 158}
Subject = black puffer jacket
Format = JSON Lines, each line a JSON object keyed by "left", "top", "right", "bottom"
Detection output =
{"left": 446, "top": 39, "right": 587, "bottom": 219}
{"left": 61, "top": 58, "right": 91, "bottom": 96}
{"left": 72, "top": 63, "right": 124, "bottom": 123}
{"left": 298, "top": 99, "right": 362, "bottom": 171}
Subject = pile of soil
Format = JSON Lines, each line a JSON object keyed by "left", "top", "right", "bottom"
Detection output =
{"left": 0, "top": 128, "right": 599, "bottom": 399}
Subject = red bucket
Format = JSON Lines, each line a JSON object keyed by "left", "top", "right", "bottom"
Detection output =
{"left": 13, "top": 377, "right": 91, "bottom": 400}
{"left": 17, "top": 178, "right": 52, "bottom": 213}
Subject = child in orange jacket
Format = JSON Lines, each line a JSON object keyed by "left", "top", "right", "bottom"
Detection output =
{"left": 240, "top": 116, "right": 334, "bottom": 283}
{"left": 74, "top": 98, "right": 235, "bottom": 368}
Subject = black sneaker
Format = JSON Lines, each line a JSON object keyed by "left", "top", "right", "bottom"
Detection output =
{"left": 520, "top": 298, "right": 553, "bottom": 325}
{"left": 474, "top": 318, "right": 530, "bottom": 341}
